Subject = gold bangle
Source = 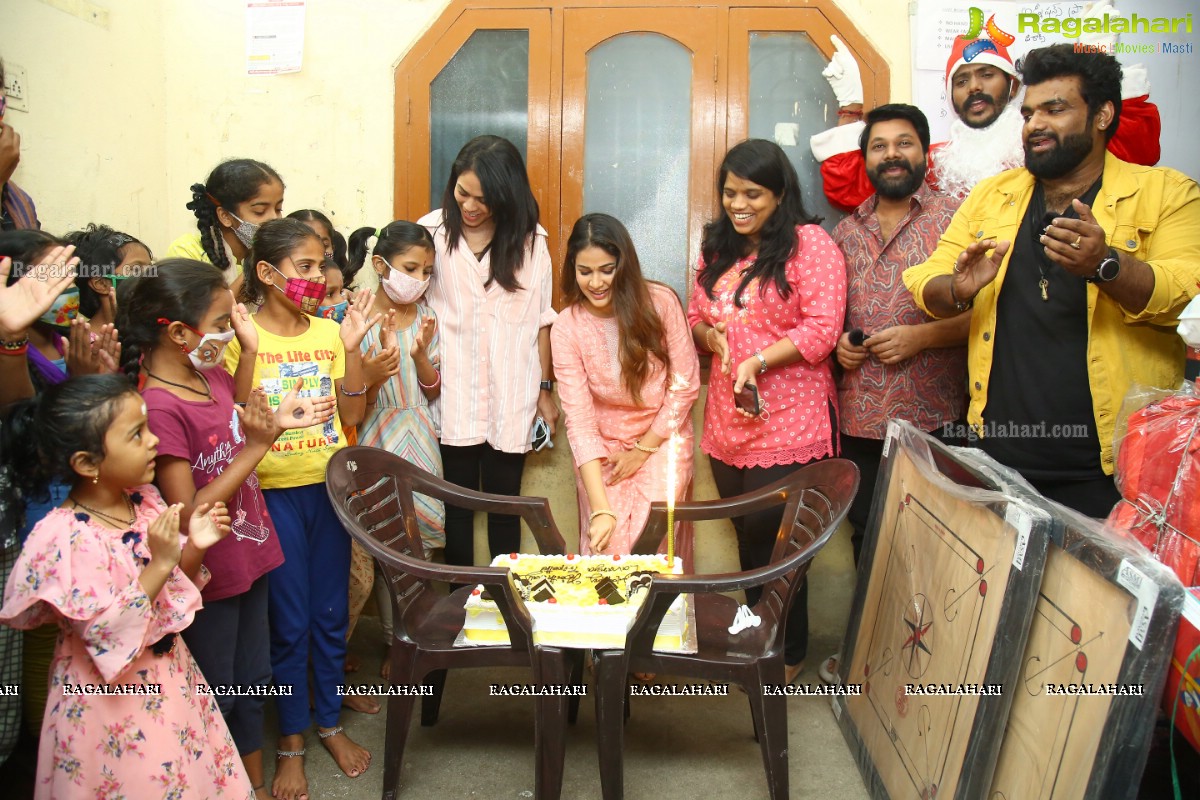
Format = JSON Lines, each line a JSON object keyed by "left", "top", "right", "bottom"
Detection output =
{"left": 705, "top": 327, "right": 717, "bottom": 351}
{"left": 632, "top": 440, "right": 658, "bottom": 453}
{"left": 589, "top": 509, "right": 617, "bottom": 522}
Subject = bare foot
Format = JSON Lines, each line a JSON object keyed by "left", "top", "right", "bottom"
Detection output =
{"left": 318, "top": 726, "right": 371, "bottom": 778}
{"left": 380, "top": 645, "right": 392, "bottom": 681}
{"left": 272, "top": 735, "right": 307, "bottom": 800}
{"left": 344, "top": 653, "right": 361, "bottom": 673}
{"left": 253, "top": 786, "right": 271, "bottom": 800}
{"left": 632, "top": 672, "right": 656, "bottom": 682}
{"left": 785, "top": 660, "right": 805, "bottom": 685}
{"left": 341, "top": 692, "right": 381, "bottom": 714}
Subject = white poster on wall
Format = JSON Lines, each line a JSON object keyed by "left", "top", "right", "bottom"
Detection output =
{"left": 246, "top": 0, "right": 307, "bottom": 76}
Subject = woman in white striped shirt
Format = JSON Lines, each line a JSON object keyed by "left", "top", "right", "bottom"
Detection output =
{"left": 418, "top": 135, "right": 559, "bottom": 565}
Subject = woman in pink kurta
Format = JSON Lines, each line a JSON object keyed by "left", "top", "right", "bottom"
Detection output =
{"left": 552, "top": 214, "right": 700, "bottom": 566}
{"left": 686, "top": 140, "right": 846, "bottom": 682}
{"left": 0, "top": 376, "right": 252, "bottom": 800}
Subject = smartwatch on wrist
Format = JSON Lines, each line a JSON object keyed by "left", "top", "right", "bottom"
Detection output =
{"left": 539, "top": 380, "right": 555, "bottom": 392}
{"left": 1088, "top": 248, "right": 1121, "bottom": 284}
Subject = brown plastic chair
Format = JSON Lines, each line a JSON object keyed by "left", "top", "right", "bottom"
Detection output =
{"left": 326, "top": 446, "right": 581, "bottom": 800}
{"left": 598, "top": 458, "right": 859, "bottom": 800}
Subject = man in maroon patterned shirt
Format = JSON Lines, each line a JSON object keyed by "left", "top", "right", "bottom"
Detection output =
{"left": 821, "top": 104, "right": 967, "bottom": 682}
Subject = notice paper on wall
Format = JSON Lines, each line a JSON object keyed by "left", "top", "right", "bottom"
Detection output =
{"left": 246, "top": 0, "right": 306, "bottom": 76}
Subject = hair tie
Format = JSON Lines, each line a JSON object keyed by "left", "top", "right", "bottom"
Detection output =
{"left": 377, "top": 227, "right": 384, "bottom": 238}
{"left": 205, "top": 192, "right": 221, "bottom": 207}
{"left": 366, "top": 235, "right": 379, "bottom": 260}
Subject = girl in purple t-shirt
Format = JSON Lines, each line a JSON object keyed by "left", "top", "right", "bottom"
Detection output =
{"left": 118, "top": 259, "right": 334, "bottom": 800}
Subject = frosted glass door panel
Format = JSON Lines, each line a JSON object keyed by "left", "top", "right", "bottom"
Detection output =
{"left": 583, "top": 34, "right": 691, "bottom": 299}
{"left": 747, "top": 32, "right": 841, "bottom": 231}
{"left": 429, "top": 30, "right": 529, "bottom": 211}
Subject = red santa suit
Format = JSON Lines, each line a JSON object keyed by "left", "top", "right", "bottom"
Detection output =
{"left": 811, "top": 35, "right": 1161, "bottom": 211}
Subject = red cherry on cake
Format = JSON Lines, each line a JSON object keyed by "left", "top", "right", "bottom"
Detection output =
{"left": 548, "top": 598, "right": 557, "bottom": 604}
{"left": 509, "top": 553, "right": 518, "bottom": 559}
{"left": 471, "top": 588, "right": 481, "bottom": 596}
{"left": 598, "top": 598, "right": 608, "bottom": 605}
{"left": 567, "top": 553, "right": 576, "bottom": 560}
{"left": 613, "top": 554, "right": 621, "bottom": 561}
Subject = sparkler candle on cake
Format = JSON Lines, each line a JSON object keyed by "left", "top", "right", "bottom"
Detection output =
{"left": 666, "top": 433, "right": 681, "bottom": 562}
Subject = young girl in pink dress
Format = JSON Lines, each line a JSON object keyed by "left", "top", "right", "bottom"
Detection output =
{"left": 551, "top": 214, "right": 700, "bottom": 566}
{"left": 0, "top": 374, "right": 253, "bottom": 799}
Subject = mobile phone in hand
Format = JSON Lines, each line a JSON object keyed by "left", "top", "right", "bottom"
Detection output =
{"left": 733, "top": 384, "right": 760, "bottom": 415}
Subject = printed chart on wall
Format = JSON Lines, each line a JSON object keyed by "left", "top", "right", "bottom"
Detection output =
{"left": 908, "top": 0, "right": 1196, "bottom": 162}
{"left": 836, "top": 423, "right": 1050, "bottom": 800}
{"left": 246, "top": 0, "right": 306, "bottom": 76}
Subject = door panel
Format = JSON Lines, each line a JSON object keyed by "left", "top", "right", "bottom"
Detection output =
{"left": 561, "top": 8, "right": 718, "bottom": 303}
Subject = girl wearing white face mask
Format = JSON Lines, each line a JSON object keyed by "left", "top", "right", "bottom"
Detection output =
{"left": 343, "top": 221, "right": 445, "bottom": 672}
{"left": 118, "top": 257, "right": 337, "bottom": 799}
{"left": 167, "top": 158, "right": 285, "bottom": 293}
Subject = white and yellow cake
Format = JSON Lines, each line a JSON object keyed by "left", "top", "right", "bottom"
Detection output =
{"left": 462, "top": 553, "right": 692, "bottom": 650}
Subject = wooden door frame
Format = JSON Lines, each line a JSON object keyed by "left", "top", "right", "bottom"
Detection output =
{"left": 393, "top": 0, "right": 890, "bottom": 302}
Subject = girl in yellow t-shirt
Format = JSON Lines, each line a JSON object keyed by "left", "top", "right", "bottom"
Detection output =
{"left": 223, "top": 218, "right": 378, "bottom": 799}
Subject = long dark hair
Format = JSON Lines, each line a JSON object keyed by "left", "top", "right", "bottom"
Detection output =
{"left": 186, "top": 158, "right": 283, "bottom": 273}
{"left": 438, "top": 135, "right": 539, "bottom": 292}
{"left": 697, "top": 139, "right": 820, "bottom": 306}
{"left": 117, "top": 259, "right": 228, "bottom": 380}
{"left": 238, "top": 218, "right": 324, "bottom": 306}
{"left": 562, "top": 214, "right": 670, "bottom": 406}
{"left": 1, "top": 374, "right": 137, "bottom": 502}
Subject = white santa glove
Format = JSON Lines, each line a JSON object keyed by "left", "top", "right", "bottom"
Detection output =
{"left": 1121, "top": 64, "right": 1150, "bottom": 98}
{"left": 822, "top": 35, "right": 863, "bottom": 107}
{"left": 1080, "top": 0, "right": 1121, "bottom": 51}
{"left": 1178, "top": 295, "right": 1200, "bottom": 348}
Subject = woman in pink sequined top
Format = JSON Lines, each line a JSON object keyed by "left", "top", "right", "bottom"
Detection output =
{"left": 552, "top": 214, "right": 700, "bottom": 566}
{"left": 686, "top": 140, "right": 846, "bottom": 681}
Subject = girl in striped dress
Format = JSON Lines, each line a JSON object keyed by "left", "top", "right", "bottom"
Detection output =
{"left": 346, "top": 222, "right": 446, "bottom": 669}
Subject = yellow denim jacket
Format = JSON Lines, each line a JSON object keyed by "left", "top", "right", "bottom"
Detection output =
{"left": 904, "top": 153, "right": 1200, "bottom": 474}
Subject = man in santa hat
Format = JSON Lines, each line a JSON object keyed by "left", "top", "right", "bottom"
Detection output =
{"left": 810, "top": 4, "right": 1159, "bottom": 210}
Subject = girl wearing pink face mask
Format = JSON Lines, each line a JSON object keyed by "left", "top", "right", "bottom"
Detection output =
{"left": 225, "top": 219, "right": 381, "bottom": 798}
{"left": 342, "top": 221, "right": 445, "bottom": 674}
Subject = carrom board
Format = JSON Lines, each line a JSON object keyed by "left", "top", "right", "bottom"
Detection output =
{"left": 988, "top": 504, "right": 1185, "bottom": 800}
{"left": 835, "top": 423, "right": 1050, "bottom": 800}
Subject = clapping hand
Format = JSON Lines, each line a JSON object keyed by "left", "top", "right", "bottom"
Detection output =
{"left": 67, "top": 319, "right": 121, "bottom": 375}
{"left": 411, "top": 315, "right": 436, "bottom": 360}
{"left": 1039, "top": 200, "right": 1109, "bottom": 278}
{"left": 0, "top": 248, "right": 78, "bottom": 340}
{"left": 146, "top": 503, "right": 184, "bottom": 571}
{"left": 229, "top": 295, "right": 257, "bottom": 354}
{"left": 340, "top": 288, "right": 383, "bottom": 349}
{"left": 187, "top": 502, "right": 231, "bottom": 550}
{"left": 274, "top": 382, "right": 337, "bottom": 429}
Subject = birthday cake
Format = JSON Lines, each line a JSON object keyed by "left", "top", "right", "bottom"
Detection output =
{"left": 461, "top": 553, "right": 692, "bottom": 650}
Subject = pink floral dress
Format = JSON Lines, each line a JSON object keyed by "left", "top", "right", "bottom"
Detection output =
{"left": 0, "top": 485, "right": 253, "bottom": 800}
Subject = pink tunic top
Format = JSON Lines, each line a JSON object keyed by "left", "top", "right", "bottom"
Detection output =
{"left": 552, "top": 284, "right": 701, "bottom": 562}
{"left": 0, "top": 485, "right": 253, "bottom": 799}
{"left": 687, "top": 225, "right": 846, "bottom": 469}
{"left": 419, "top": 209, "right": 558, "bottom": 454}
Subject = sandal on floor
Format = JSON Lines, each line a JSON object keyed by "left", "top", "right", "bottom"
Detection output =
{"left": 818, "top": 652, "right": 841, "bottom": 685}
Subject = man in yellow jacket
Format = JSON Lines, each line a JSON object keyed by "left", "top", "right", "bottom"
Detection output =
{"left": 904, "top": 44, "right": 1200, "bottom": 517}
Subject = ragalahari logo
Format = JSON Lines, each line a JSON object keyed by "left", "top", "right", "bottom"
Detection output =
{"left": 960, "top": 7, "right": 1015, "bottom": 63}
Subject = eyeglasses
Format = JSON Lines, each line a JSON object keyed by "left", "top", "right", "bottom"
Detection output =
{"left": 531, "top": 416, "right": 554, "bottom": 452}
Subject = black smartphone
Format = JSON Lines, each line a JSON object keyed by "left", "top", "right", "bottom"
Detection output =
{"left": 733, "top": 384, "right": 760, "bottom": 415}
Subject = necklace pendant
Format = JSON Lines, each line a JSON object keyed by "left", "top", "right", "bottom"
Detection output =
{"left": 1039, "top": 278, "right": 1049, "bottom": 302}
